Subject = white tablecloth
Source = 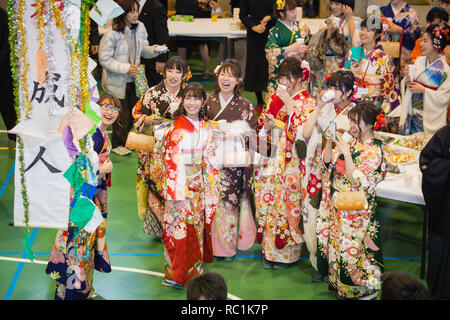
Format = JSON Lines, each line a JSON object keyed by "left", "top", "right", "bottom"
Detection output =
{"left": 374, "top": 132, "right": 425, "bottom": 206}
{"left": 168, "top": 18, "right": 326, "bottom": 39}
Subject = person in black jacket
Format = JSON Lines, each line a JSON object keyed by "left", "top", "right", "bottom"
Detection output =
{"left": 420, "top": 124, "right": 450, "bottom": 299}
{"left": 0, "top": 7, "right": 16, "bottom": 143}
{"left": 139, "top": 0, "right": 169, "bottom": 87}
{"left": 239, "top": 0, "right": 276, "bottom": 113}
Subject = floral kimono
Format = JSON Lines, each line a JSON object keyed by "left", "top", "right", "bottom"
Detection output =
{"left": 162, "top": 115, "right": 219, "bottom": 286}
{"left": 341, "top": 44, "right": 401, "bottom": 114}
{"left": 295, "top": 102, "right": 353, "bottom": 270}
{"left": 46, "top": 129, "right": 112, "bottom": 300}
{"left": 316, "top": 137, "right": 386, "bottom": 299}
{"left": 254, "top": 90, "right": 316, "bottom": 264}
{"left": 205, "top": 92, "right": 258, "bottom": 258}
{"left": 380, "top": 2, "right": 421, "bottom": 73}
{"left": 398, "top": 56, "right": 450, "bottom": 135}
{"left": 132, "top": 81, "right": 184, "bottom": 238}
{"left": 265, "top": 19, "right": 311, "bottom": 96}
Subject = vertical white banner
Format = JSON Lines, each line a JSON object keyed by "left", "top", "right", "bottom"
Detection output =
{"left": 13, "top": 1, "right": 75, "bottom": 229}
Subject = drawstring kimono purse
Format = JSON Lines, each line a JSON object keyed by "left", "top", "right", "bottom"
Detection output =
{"left": 124, "top": 32, "right": 149, "bottom": 98}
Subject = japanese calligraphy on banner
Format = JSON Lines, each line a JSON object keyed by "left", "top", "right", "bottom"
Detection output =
{"left": 12, "top": 0, "right": 79, "bottom": 229}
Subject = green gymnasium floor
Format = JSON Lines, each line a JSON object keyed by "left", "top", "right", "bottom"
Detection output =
{"left": 0, "top": 47, "right": 427, "bottom": 300}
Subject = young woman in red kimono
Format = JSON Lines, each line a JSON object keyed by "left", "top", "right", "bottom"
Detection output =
{"left": 161, "top": 83, "right": 220, "bottom": 289}
{"left": 254, "top": 57, "right": 317, "bottom": 269}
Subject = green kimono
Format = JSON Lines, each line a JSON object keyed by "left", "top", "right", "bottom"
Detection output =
{"left": 265, "top": 19, "right": 311, "bottom": 96}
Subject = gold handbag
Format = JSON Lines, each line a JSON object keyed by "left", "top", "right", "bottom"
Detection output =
{"left": 125, "top": 131, "right": 155, "bottom": 152}
{"left": 379, "top": 41, "right": 400, "bottom": 59}
{"left": 333, "top": 190, "right": 368, "bottom": 211}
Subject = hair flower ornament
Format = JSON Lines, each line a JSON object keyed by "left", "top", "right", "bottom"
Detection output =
{"left": 301, "top": 60, "right": 310, "bottom": 81}
{"left": 276, "top": 0, "right": 286, "bottom": 10}
{"left": 214, "top": 63, "right": 223, "bottom": 76}
{"left": 374, "top": 113, "right": 386, "bottom": 130}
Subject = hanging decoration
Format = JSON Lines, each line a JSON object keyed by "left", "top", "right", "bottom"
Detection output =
{"left": 8, "top": 0, "right": 123, "bottom": 261}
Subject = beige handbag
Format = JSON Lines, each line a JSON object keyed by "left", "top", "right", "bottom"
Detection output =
{"left": 125, "top": 131, "right": 155, "bottom": 152}
{"left": 379, "top": 41, "right": 400, "bottom": 59}
{"left": 333, "top": 190, "right": 368, "bottom": 211}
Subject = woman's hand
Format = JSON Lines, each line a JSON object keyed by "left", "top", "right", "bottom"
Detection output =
{"left": 407, "top": 82, "right": 426, "bottom": 94}
{"left": 128, "top": 64, "right": 138, "bottom": 77}
{"left": 252, "top": 24, "right": 266, "bottom": 34}
{"left": 209, "top": 0, "right": 220, "bottom": 9}
{"left": 287, "top": 42, "right": 308, "bottom": 56}
{"left": 329, "top": 135, "right": 351, "bottom": 158}
{"left": 350, "top": 61, "right": 361, "bottom": 77}
{"left": 326, "top": 22, "right": 338, "bottom": 39}
{"left": 261, "top": 15, "right": 271, "bottom": 25}
{"left": 263, "top": 113, "right": 275, "bottom": 130}
{"left": 388, "top": 23, "right": 403, "bottom": 34}
{"left": 342, "top": 4, "right": 353, "bottom": 18}
{"left": 99, "top": 159, "right": 113, "bottom": 176}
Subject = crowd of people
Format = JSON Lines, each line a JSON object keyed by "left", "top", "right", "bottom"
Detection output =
{"left": 40, "top": 0, "right": 450, "bottom": 301}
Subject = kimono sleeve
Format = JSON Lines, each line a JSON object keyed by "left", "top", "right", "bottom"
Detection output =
{"left": 202, "top": 125, "right": 220, "bottom": 220}
{"left": 400, "top": 10, "right": 421, "bottom": 52}
{"left": 265, "top": 27, "right": 286, "bottom": 69}
{"left": 379, "top": 54, "right": 401, "bottom": 113}
{"left": 352, "top": 143, "right": 385, "bottom": 197}
{"left": 131, "top": 98, "right": 146, "bottom": 132}
{"left": 163, "top": 126, "right": 187, "bottom": 201}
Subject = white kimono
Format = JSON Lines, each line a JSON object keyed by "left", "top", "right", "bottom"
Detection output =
{"left": 393, "top": 56, "right": 450, "bottom": 135}
{"left": 295, "top": 102, "right": 352, "bottom": 269}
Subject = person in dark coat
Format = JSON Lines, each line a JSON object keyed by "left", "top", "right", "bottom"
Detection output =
{"left": 0, "top": 7, "right": 16, "bottom": 143}
{"left": 239, "top": 0, "right": 276, "bottom": 113}
{"left": 419, "top": 124, "right": 450, "bottom": 299}
{"left": 139, "top": 0, "right": 169, "bottom": 87}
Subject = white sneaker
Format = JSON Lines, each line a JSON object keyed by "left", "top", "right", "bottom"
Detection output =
{"left": 111, "top": 146, "right": 132, "bottom": 156}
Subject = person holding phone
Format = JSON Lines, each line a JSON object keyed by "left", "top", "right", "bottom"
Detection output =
{"left": 318, "top": 101, "right": 386, "bottom": 300}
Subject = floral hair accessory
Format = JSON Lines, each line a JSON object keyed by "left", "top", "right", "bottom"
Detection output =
{"left": 214, "top": 63, "right": 223, "bottom": 76}
{"left": 301, "top": 60, "right": 310, "bottom": 81}
{"left": 432, "top": 26, "right": 450, "bottom": 52}
{"left": 374, "top": 113, "right": 386, "bottom": 130}
{"left": 185, "top": 67, "right": 192, "bottom": 81}
{"left": 276, "top": 0, "right": 286, "bottom": 10}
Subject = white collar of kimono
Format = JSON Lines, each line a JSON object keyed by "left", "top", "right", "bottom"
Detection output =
{"left": 391, "top": 2, "right": 406, "bottom": 16}
{"left": 186, "top": 115, "right": 200, "bottom": 130}
{"left": 279, "top": 19, "right": 295, "bottom": 31}
{"left": 219, "top": 92, "right": 234, "bottom": 110}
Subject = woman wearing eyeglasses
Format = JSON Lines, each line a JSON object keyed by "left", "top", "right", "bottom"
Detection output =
{"left": 45, "top": 94, "right": 121, "bottom": 300}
